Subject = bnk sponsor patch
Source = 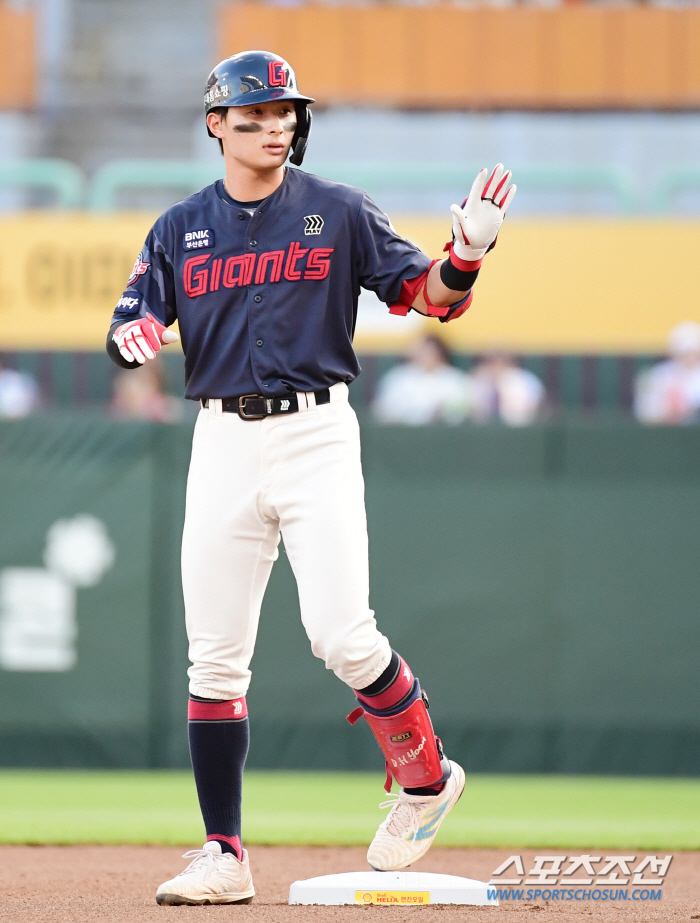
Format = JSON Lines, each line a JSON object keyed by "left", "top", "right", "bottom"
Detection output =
{"left": 115, "top": 293, "right": 142, "bottom": 313}
{"left": 183, "top": 228, "right": 215, "bottom": 251}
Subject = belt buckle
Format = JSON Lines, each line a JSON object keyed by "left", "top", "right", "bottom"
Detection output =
{"left": 238, "top": 394, "right": 266, "bottom": 420}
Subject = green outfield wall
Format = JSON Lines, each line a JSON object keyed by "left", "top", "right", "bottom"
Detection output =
{"left": 0, "top": 416, "right": 698, "bottom": 775}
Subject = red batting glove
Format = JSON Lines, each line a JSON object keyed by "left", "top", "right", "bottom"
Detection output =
{"left": 113, "top": 312, "right": 179, "bottom": 364}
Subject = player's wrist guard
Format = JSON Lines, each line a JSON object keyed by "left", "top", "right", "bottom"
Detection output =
{"left": 440, "top": 241, "right": 483, "bottom": 287}
{"left": 347, "top": 678, "right": 446, "bottom": 793}
{"left": 433, "top": 242, "right": 480, "bottom": 324}
{"left": 451, "top": 237, "right": 487, "bottom": 266}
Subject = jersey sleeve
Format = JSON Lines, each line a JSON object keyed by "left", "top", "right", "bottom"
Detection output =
{"left": 354, "top": 192, "right": 432, "bottom": 307}
{"left": 110, "top": 222, "right": 176, "bottom": 328}
{"left": 107, "top": 221, "right": 177, "bottom": 367}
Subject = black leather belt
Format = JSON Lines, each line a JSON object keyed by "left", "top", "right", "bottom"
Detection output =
{"left": 202, "top": 388, "right": 331, "bottom": 421}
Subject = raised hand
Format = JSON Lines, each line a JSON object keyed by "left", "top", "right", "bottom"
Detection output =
{"left": 450, "top": 165, "right": 517, "bottom": 262}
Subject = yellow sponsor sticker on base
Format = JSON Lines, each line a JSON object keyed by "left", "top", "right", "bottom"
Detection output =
{"left": 355, "top": 891, "right": 430, "bottom": 905}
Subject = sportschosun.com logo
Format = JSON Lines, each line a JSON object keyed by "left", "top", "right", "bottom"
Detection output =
{"left": 488, "top": 854, "right": 671, "bottom": 902}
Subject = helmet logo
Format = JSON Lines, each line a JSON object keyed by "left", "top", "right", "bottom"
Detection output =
{"left": 268, "top": 61, "right": 287, "bottom": 87}
{"left": 239, "top": 75, "right": 266, "bottom": 94}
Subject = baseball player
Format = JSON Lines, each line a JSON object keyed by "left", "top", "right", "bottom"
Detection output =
{"left": 106, "top": 50, "right": 515, "bottom": 906}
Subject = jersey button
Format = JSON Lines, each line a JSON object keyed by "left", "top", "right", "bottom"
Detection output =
{"left": 250, "top": 239, "right": 257, "bottom": 247}
{"left": 256, "top": 339, "right": 264, "bottom": 347}
{"left": 238, "top": 213, "right": 245, "bottom": 220}
{"left": 254, "top": 294, "right": 262, "bottom": 303}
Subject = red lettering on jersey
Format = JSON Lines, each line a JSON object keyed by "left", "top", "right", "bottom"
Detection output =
{"left": 255, "top": 250, "right": 284, "bottom": 284}
{"left": 284, "top": 241, "right": 309, "bottom": 281}
{"left": 210, "top": 258, "right": 223, "bottom": 292}
{"left": 268, "top": 61, "right": 287, "bottom": 87}
{"left": 223, "top": 254, "right": 256, "bottom": 288}
{"left": 184, "top": 254, "right": 211, "bottom": 297}
{"left": 304, "top": 248, "right": 334, "bottom": 280}
{"left": 186, "top": 247, "right": 333, "bottom": 298}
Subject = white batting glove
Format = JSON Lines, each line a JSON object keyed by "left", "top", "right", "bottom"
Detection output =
{"left": 451, "top": 165, "right": 517, "bottom": 262}
{"left": 113, "top": 312, "right": 179, "bottom": 364}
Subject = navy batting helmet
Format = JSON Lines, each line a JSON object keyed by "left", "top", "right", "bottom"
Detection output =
{"left": 205, "top": 50, "right": 314, "bottom": 166}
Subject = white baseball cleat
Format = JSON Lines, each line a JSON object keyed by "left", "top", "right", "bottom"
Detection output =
{"left": 367, "top": 760, "right": 466, "bottom": 872}
{"left": 156, "top": 840, "right": 255, "bottom": 905}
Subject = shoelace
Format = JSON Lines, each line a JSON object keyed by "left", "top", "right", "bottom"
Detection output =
{"left": 179, "top": 848, "right": 226, "bottom": 875}
{"left": 378, "top": 793, "right": 432, "bottom": 840}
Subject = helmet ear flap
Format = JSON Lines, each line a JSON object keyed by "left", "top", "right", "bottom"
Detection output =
{"left": 290, "top": 104, "right": 312, "bottom": 166}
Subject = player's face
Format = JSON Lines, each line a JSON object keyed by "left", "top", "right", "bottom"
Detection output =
{"left": 209, "top": 101, "right": 297, "bottom": 171}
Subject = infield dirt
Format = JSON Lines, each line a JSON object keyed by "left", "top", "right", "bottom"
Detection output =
{"left": 1, "top": 846, "right": 697, "bottom": 922}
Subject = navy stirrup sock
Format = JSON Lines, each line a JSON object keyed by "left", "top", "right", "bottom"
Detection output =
{"left": 355, "top": 650, "right": 450, "bottom": 795}
{"left": 188, "top": 695, "right": 249, "bottom": 859}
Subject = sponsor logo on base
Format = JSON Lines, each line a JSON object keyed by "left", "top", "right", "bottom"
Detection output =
{"left": 356, "top": 891, "right": 429, "bottom": 905}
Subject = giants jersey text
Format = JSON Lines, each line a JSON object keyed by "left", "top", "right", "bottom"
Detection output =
{"left": 110, "top": 169, "right": 431, "bottom": 400}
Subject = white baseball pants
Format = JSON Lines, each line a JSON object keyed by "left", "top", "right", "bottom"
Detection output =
{"left": 182, "top": 382, "right": 392, "bottom": 700}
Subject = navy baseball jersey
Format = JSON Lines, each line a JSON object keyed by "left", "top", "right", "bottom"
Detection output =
{"left": 109, "top": 168, "right": 438, "bottom": 400}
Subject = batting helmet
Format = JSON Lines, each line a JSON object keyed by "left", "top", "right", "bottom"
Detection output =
{"left": 204, "top": 50, "right": 315, "bottom": 166}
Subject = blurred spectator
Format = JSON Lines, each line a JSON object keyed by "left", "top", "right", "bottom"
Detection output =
{"left": 111, "top": 361, "right": 183, "bottom": 422}
{"left": 372, "top": 334, "right": 470, "bottom": 425}
{"left": 0, "top": 362, "right": 40, "bottom": 418}
{"left": 469, "top": 353, "right": 545, "bottom": 426}
{"left": 634, "top": 321, "right": 700, "bottom": 424}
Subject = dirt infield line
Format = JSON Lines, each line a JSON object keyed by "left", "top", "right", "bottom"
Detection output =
{"left": 1, "top": 845, "right": 698, "bottom": 922}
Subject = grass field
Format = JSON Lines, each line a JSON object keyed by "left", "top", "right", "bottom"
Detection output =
{"left": 1, "top": 771, "right": 698, "bottom": 850}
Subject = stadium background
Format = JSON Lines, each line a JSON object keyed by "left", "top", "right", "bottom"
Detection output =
{"left": 0, "top": 0, "right": 699, "bottom": 830}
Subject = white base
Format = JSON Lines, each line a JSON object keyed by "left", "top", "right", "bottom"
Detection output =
{"left": 289, "top": 871, "right": 498, "bottom": 906}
